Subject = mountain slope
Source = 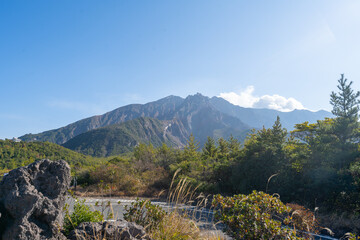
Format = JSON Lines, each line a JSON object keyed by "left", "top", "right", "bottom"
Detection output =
{"left": 20, "top": 95, "right": 184, "bottom": 144}
{"left": 171, "top": 94, "right": 250, "bottom": 144}
{"left": 20, "top": 94, "right": 250, "bottom": 146}
{"left": 19, "top": 93, "right": 332, "bottom": 149}
{"left": 62, "top": 117, "right": 186, "bottom": 157}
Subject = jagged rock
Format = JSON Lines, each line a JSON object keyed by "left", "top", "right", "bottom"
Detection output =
{"left": 0, "top": 159, "right": 71, "bottom": 240}
{"left": 67, "top": 220, "right": 152, "bottom": 240}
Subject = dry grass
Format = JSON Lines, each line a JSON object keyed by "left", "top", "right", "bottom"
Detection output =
{"left": 150, "top": 211, "right": 201, "bottom": 240}
{"left": 287, "top": 203, "right": 319, "bottom": 234}
{"left": 149, "top": 206, "right": 227, "bottom": 240}
{"left": 151, "top": 170, "right": 225, "bottom": 240}
{"left": 125, "top": 169, "right": 226, "bottom": 240}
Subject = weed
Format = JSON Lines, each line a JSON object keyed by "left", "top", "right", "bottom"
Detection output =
{"left": 63, "top": 198, "right": 104, "bottom": 236}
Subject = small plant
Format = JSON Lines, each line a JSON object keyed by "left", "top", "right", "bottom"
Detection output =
{"left": 341, "top": 232, "right": 360, "bottom": 240}
{"left": 212, "top": 190, "right": 303, "bottom": 240}
{"left": 63, "top": 199, "right": 104, "bottom": 236}
{"left": 124, "top": 198, "right": 167, "bottom": 231}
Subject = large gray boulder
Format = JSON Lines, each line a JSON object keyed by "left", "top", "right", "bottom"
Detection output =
{"left": 67, "top": 220, "right": 151, "bottom": 240}
{"left": 0, "top": 159, "right": 71, "bottom": 240}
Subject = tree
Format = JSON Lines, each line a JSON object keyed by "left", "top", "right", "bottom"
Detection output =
{"left": 202, "top": 136, "right": 217, "bottom": 158}
{"left": 230, "top": 117, "right": 288, "bottom": 193}
{"left": 272, "top": 116, "right": 287, "bottom": 146}
{"left": 330, "top": 74, "right": 360, "bottom": 146}
{"left": 183, "top": 133, "right": 200, "bottom": 161}
{"left": 217, "top": 137, "right": 229, "bottom": 159}
{"left": 154, "top": 143, "right": 176, "bottom": 171}
{"left": 228, "top": 135, "right": 241, "bottom": 156}
{"left": 133, "top": 143, "right": 156, "bottom": 172}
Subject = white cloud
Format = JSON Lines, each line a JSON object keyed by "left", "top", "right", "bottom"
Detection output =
{"left": 219, "top": 86, "right": 258, "bottom": 108}
{"left": 219, "top": 86, "right": 306, "bottom": 112}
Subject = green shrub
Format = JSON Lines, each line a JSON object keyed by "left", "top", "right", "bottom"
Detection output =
{"left": 63, "top": 199, "right": 104, "bottom": 236}
{"left": 124, "top": 198, "right": 166, "bottom": 231}
{"left": 212, "top": 191, "right": 303, "bottom": 240}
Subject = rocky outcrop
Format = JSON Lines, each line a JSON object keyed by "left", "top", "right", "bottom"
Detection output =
{"left": 67, "top": 220, "right": 151, "bottom": 240}
{"left": 0, "top": 159, "right": 71, "bottom": 240}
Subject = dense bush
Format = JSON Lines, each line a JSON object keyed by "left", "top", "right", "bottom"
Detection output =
{"left": 212, "top": 191, "right": 303, "bottom": 240}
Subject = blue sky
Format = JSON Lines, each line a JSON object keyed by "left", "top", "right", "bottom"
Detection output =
{"left": 1, "top": 0, "right": 360, "bottom": 139}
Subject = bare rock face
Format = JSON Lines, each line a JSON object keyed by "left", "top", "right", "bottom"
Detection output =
{"left": 67, "top": 220, "right": 152, "bottom": 240}
{"left": 0, "top": 159, "right": 71, "bottom": 240}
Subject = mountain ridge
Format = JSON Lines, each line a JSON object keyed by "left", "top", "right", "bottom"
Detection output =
{"left": 20, "top": 93, "right": 332, "bottom": 151}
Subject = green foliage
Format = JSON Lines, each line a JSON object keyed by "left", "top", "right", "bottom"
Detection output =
{"left": 124, "top": 198, "right": 167, "bottom": 231}
{"left": 155, "top": 143, "right": 177, "bottom": 170}
{"left": 212, "top": 191, "right": 303, "bottom": 240}
{"left": 0, "top": 139, "right": 100, "bottom": 170}
{"left": 183, "top": 133, "right": 200, "bottom": 161}
{"left": 230, "top": 117, "right": 288, "bottom": 194}
{"left": 63, "top": 199, "right": 104, "bottom": 236}
{"left": 133, "top": 143, "right": 157, "bottom": 172}
{"left": 202, "top": 136, "right": 217, "bottom": 158}
{"left": 290, "top": 115, "right": 359, "bottom": 210}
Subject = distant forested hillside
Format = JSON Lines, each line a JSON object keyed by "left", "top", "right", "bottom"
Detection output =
{"left": 0, "top": 139, "right": 100, "bottom": 170}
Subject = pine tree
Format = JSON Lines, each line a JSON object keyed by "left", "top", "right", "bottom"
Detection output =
{"left": 183, "top": 133, "right": 200, "bottom": 161}
{"left": 330, "top": 74, "right": 360, "bottom": 145}
{"left": 203, "top": 136, "right": 217, "bottom": 158}
{"left": 272, "top": 116, "right": 287, "bottom": 144}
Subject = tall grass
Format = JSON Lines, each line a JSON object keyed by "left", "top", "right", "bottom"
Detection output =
{"left": 123, "top": 169, "right": 227, "bottom": 240}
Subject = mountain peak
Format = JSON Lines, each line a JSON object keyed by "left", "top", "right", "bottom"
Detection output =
{"left": 184, "top": 93, "right": 209, "bottom": 102}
